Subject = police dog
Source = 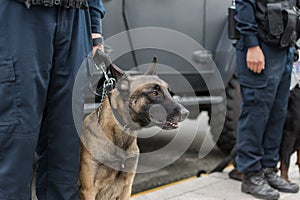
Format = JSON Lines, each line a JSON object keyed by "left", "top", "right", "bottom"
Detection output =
{"left": 280, "top": 84, "right": 300, "bottom": 182}
{"left": 79, "top": 58, "right": 189, "bottom": 200}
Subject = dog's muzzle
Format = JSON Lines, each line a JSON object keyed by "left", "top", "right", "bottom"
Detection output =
{"left": 149, "top": 104, "right": 189, "bottom": 130}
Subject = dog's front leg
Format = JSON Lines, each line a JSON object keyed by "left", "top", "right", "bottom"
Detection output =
{"left": 79, "top": 170, "right": 99, "bottom": 200}
{"left": 79, "top": 148, "right": 100, "bottom": 200}
{"left": 118, "top": 173, "right": 135, "bottom": 200}
{"left": 118, "top": 185, "right": 132, "bottom": 200}
{"left": 280, "top": 160, "right": 290, "bottom": 182}
{"left": 79, "top": 188, "right": 98, "bottom": 200}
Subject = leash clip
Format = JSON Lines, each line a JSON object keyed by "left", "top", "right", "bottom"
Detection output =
{"left": 94, "top": 61, "right": 110, "bottom": 81}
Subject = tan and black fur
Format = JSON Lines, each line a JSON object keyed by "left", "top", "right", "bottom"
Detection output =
{"left": 79, "top": 58, "right": 189, "bottom": 200}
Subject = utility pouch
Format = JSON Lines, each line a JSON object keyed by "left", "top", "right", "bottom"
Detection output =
{"left": 257, "top": 1, "right": 299, "bottom": 48}
{"left": 228, "top": 0, "right": 240, "bottom": 40}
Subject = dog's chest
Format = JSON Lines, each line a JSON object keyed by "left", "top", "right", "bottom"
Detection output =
{"left": 94, "top": 164, "right": 136, "bottom": 198}
{"left": 98, "top": 153, "right": 138, "bottom": 172}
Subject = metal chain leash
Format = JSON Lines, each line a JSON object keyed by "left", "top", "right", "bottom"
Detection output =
{"left": 90, "top": 49, "right": 115, "bottom": 120}
{"left": 97, "top": 78, "right": 115, "bottom": 121}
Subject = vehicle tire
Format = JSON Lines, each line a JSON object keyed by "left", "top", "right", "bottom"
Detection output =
{"left": 210, "top": 74, "right": 241, "bottom": 155}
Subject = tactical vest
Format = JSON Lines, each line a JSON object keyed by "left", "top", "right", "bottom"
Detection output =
{"left": 256, "top": 0, "right": 300, "bottom": 47}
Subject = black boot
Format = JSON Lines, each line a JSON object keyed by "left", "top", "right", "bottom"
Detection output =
{"left": 263, "top": 167, "right": 299, "bottom": 193}
{"left": 242, "top": 171, "right": 280, "bottom": 200}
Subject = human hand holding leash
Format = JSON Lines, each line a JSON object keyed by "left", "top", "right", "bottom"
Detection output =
{"left": 246, "top": 46, "right": 265, "bottom": 74}
{"left": 92, "top": 33, "right": 104, "bottom": 55}
{"left": 91, "top": 33, "right": 111, "bottom": 70}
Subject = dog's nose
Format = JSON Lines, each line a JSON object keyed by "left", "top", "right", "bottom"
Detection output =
{"left": 180, "top": 106, "right": 190, "bottom": 120}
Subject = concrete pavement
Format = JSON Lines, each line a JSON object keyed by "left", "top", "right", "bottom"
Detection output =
{"left": 131, "top": 153, "right": 300, "bottom": 200}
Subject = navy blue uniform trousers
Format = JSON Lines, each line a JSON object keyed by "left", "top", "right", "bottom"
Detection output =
{"left": 0, "top": 1, "right": 92, "bottom": 199}
{"left": 235, "top": 40, "right": 292, "bottom": 173}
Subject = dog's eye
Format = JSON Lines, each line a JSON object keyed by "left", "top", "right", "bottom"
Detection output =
{"left": 154, "top": 85, "right": 161, "bottom": 91}
{"left": 151, "top": 91, "right": 159, "bottom": 97}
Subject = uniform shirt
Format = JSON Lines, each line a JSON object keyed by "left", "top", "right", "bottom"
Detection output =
{"left": 235, "top": 0, "right": 259, "bottom": 48}
{"left": 89, "top": 0, "right": 105, "bottom": 34}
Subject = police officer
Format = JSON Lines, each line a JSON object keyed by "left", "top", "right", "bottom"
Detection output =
{"left": 0, "top": 0, "right": 105, "bottom": 199}
{"left": 235, "top": 0, "right": 299, "bottom": 199}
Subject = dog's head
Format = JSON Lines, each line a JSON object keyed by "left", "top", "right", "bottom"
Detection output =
{"left": 109, "top": 57, "right": 189, "bottom": 130}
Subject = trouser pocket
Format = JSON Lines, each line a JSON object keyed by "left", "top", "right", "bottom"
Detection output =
{"left": 0, "top": 57, "right": 19, "bottom": 133}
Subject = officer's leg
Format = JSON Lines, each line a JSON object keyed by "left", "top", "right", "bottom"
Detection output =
{"left": 262, "top": 48, "right": 292, "bottom": 168}
{"left": 259, "top": 48, "right": 299, "bottom": 194}
{"left": 235, "top": 46, "right": 271, "bottom": 173}
{"left": 0, "top": 1, "right": 55, "bottom": 199}
{"left": 35, "top": 8, "right": 92, "bottom": 200}
{"left": 236, "top": 86, "right": 270, "bottom": 173}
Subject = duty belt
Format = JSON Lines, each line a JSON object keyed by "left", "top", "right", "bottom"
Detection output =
{"left": 18, "top": 0, "right": 88, "bottom": 10}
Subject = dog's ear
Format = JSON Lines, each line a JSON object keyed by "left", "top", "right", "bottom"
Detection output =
{"left": 110, "top": 63, "right": 127, "bottom": 82}
{"left": 144, "top": 57, "right": 157, "bottom": 75}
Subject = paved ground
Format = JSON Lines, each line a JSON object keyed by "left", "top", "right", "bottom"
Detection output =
{"left": 131, "top": 153, "right": 300, "bottom": 200}
{"left": 132, "top": 146, "right": 224, "bottom": 194}
{"left": 132, "top": 112, "right": 225, "bottom": 194}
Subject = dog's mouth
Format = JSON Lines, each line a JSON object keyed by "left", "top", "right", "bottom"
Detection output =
{"left": 149, "top": 116, "right": 179, "bottom": 130}
{"left": 148, "top": 105, "right": 181, "bottom": 130}
{"left": 162, "top": 121, "right": 179, "bottom": 130}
